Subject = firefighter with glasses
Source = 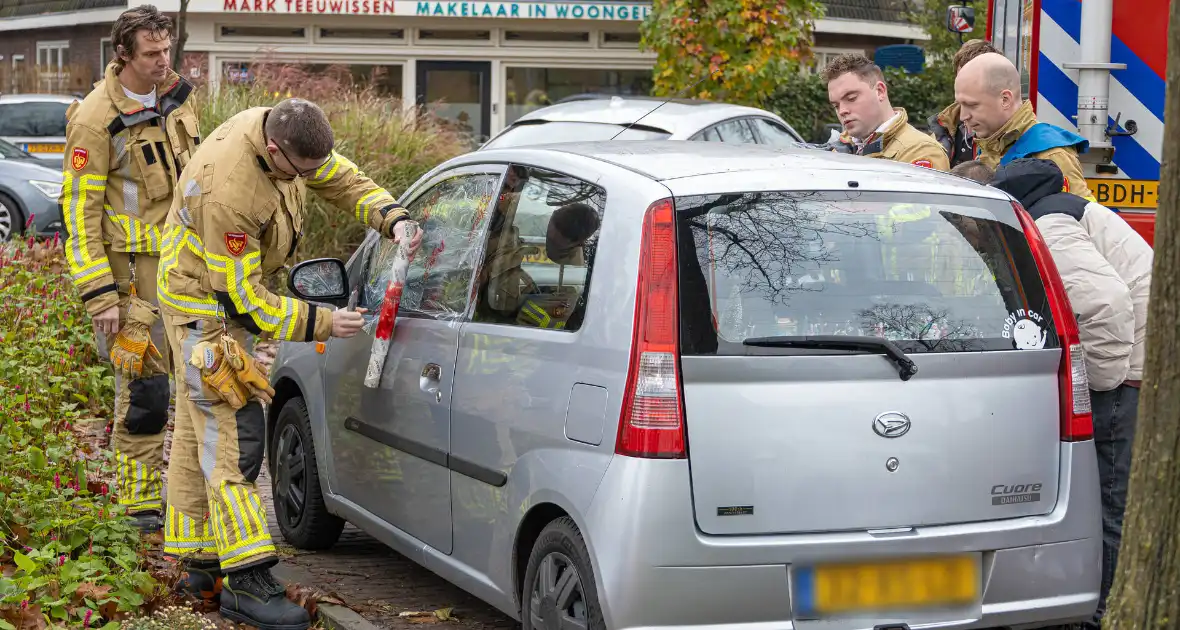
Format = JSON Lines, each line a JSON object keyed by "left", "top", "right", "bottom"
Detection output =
{"left": 155, "top": 98, "right": 420, "bottom": 629}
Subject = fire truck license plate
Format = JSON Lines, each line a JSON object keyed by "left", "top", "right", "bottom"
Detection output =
{"left": 1087, "top": 179, "right": 1158, "bottom": 209}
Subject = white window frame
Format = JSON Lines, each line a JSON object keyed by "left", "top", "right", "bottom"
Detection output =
{"left": 802, "top": 47, "right": 864, "bottom": 75}
{"left": 36, "top": 40, "right": 69, "bottom": 92}
{"left": 100, "top": 37, "right": 112, "bottom": 72}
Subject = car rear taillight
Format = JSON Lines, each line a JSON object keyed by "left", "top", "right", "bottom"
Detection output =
{"left": 1014, "top": 201, "right": 1093, "bottom": 441}
{"left": 616, "top": 198, "right": 687, "bottom": 459}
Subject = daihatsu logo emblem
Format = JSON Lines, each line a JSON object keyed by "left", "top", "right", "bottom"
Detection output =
{"left": 873, "top": 411, "right": 912, "bottom": 438}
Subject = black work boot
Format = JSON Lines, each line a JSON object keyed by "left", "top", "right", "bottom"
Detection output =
{"left": 219, "top": 565, "right": 310, "bottom": 630}
{"left": 176, "top": 558, "right": 223, "bottom": 603}
{"left": 129, "top": 510, "right": 161, "bottom": 534}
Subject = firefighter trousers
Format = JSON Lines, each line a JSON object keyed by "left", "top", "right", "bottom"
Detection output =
{"left": 162, "top": 315, "right": 276, "bottom": 572}
{"left": 95, "top": 251, "right": 172, "bottom": 516}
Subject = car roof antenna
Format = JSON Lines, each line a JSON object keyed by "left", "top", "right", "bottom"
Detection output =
{"left": 607, "top": 66, "right": 728, "bottom": 141}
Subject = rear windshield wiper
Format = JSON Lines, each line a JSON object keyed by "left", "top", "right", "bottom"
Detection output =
{"left": 741, "top": 335, "right": 919, "bottom": 381}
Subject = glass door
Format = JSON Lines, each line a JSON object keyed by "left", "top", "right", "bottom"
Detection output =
{"left": 417, "top": 61, "right": 491, "bottom": 146}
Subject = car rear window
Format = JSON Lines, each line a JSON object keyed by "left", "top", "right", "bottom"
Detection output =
{"left": 0, "top": 102, "right": 70, "bottom": 136}
{"left": 675, "top": 190, "right": 1060, "bottom": 355}
{"left": 482, "top": 121, "right": 671, "bottom": 149}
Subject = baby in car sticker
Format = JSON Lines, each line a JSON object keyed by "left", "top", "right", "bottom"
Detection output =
{"left": 1003, "top": 309, "right": 1048, "bottom": 350}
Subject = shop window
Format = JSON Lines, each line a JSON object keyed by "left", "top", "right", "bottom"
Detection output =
{"left": 417, "top": 29, "right": 491, "bottom": 42}
{"left": 601, "top": 31, "right": 641, "bottom": 46}
{"left": 503, "top": 30, "right": 590, "bottom": 44}
{"left": 218, "top": 25, "right": 307, "bottom": 39}
{"left": 504, "top": 67, "right": 653, "bottom": 125}
{"left": 318, "top": 27, "right": 405, "bottom": 41}
{"left": 303, "top": 63, "right": 404, "bottom": 99}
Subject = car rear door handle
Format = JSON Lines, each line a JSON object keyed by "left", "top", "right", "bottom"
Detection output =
{"left": 420, "top": 363, "right": 442, "bottom": 402}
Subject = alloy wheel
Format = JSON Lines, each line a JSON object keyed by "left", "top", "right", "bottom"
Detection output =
{"left": 274, "top": 423, "right": 308, "bottom": 530}
{"left": 529, "top": 551, "right": 589, "bottom": 630}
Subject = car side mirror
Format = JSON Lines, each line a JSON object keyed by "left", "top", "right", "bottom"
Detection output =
{"left": 287, "top": 258, "right": 350, "bottom": 307}
{"left": 946, "top": 6, "right": 975, "bottom": 33}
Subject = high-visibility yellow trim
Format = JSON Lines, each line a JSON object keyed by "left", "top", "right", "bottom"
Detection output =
{"left": 63, "top": 172, "right": 112, "bottom": 286}
{"left": 103, "top": 205, "right": 164, "bottom": 254}
{"left": 163, "top": 504, "right": 218, "bottom": 556}
{"left": 211, "top": 482, "right": 276, "bottom": 569}
{"left": 114, "top": 450, "right": 162, "bottom": 513}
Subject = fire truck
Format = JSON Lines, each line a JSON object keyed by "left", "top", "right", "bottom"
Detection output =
{"left": 948, "top": 0, "right": 1165, "bottom": 245}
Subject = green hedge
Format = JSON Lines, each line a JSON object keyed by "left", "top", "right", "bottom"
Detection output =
{"left": 765, "top": 64, "right": 957, "bottom": 143}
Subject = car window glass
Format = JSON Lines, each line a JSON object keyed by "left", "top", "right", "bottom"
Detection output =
{"left": 695, "top": 126, "right": 724, "bottom": 142}
{"left": 472, "top": 165, "right": 606, "bottom": 332}
{"left": 751, "top": 118, "right": 802, "bottom": 147}
{"left": 714, "top": 119, "right": 759, "bottom": 144}
{"left": 360, "top": 172, "right": 500, "bottom": 320}
{"left": 0, "top": 102, "right": 70, "bottom": 136}
{"left": 675, "top": 191, "right": 1059, "bottom": 355}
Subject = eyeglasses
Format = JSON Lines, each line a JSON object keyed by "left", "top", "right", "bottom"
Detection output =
{"left": 271, "top": 138, "right": 330, "bottom": 179}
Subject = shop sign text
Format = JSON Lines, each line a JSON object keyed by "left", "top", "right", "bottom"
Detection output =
{"left": 216, "top": 0, "right": 651, "bottom": 19}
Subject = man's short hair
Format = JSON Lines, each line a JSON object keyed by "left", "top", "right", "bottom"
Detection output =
{"left": 110, "top": 4, "right": 173, "bottom": 70}
{"left": 265, "top": 98, "right": 334, "bottom": 161}
{"left": 951, "top": 159, "right": 995, "bottom": 184}
{"left": 821, "top": 53, "right": 884, "bottom": 86}
{"left": 551, "top": 203, "right": 601, "bottom": 242}
{"left": 953, "top": 39, "right": 1001, "bottom": 74}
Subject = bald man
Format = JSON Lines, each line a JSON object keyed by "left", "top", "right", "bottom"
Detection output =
{"left": 929, "top": 39, "right": 1000, "bottom": 168}
{"left": 956, "top": 52, "right": 1094, "bottom": 200}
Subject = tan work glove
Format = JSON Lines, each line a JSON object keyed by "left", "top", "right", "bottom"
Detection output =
{"left": 189, "top": 340, "right": 248, "bottom": 409}
{"left": 109, "top": 295, "right": 163, "bottom": 378}
{"left": 220, "top": 335, "right": 275, "bottom": 405}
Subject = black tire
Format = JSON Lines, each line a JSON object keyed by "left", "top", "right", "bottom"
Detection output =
{"left": 271, "top": 396, "right": 345, "bottom": 550}
{"left": 0, "top": 192, "right": 25, "bottom": 242}
{"left": 521, "top": 517, "right": 605, "bottom": 630}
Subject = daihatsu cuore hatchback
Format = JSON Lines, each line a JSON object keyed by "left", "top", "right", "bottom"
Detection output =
{"left": 268, "top": 140, "right": 1101, "bottom": 630}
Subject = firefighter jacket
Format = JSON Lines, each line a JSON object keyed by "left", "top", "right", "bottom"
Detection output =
{"left": 156, "top": 106, "right": 409, "bottom": 343}
{"left": 975, "top": 100, "right": 1094, "bottom": 201}
{"left": 60, "top": 63, "right": 201, "bottom": 316}
{"left": 852, "top": 108, "right": 951, "bottom": 171}
{"left": 929, "top": 102, "right": 976, "bottom": 168}
{"left": 992, "top": 158, "right": 1148, "bottom": 389}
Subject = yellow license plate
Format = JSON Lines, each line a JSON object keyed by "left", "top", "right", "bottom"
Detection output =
{"left": 794, "top": 554, "right": 980, "bottom": 617}
{"left": 24, "top": 143, "right": 64, "bottom": 154}
{"left": 1087, "top": 179, "right": 1159, "bottom": 209}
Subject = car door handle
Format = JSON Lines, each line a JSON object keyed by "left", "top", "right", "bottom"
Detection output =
{"left": 420, "top": 363, "right": 442, "bottom": 402}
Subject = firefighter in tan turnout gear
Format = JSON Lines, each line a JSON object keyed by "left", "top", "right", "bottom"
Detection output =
{"left": 822, "top": 53, "right": 950, "bottom": 171}
{"left": 156, "top": 98, "right": 420, "bottom": 630}
{"left": 59, "top": 4, "right": 201, "bottom": 534}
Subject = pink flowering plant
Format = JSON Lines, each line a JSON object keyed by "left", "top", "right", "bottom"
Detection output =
{"left": 0, "top": 238, "right": 159, "bottom": 629}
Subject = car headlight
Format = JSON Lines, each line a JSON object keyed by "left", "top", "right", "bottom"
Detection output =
{"left": 29, "top": 180, "right": 63, "bottom": 201}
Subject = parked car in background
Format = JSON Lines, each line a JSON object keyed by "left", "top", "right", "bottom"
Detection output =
{"left": 0, "top": 146, "right": 64, "bottom": 240}
{"left": 481, "top": 95, "right": 806, "bottom": 150}
{"left": 0, "top": 94, "right": 78, "bottom": 164}
{"left": 266, "top": 140, "right": 1101, "bottom": 630}
{"left": 0, "top": 137, "right": 61, "bottom": 170}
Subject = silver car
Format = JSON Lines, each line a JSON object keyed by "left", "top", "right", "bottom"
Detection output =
{"left": 269, "top": 141, "right": 1100, "bottom": 630}
{"left": 481, "top": 95, "right": 806, "bottom": 150}
{"left": 0, "top": 93, "right": 78, "bottom": 164}
{"left": 0, "top": 138, "right": 64, "bottom": 240}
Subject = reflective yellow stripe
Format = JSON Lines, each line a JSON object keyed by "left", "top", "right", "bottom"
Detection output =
{"left": 307, "top": 151, "right": 396, "bottom": 225}
{"left": 212, "top": 482, "right": 276, "bottom": 569}
{"left": 157, "top": 225, "right": 220, "bottom": 317}
{"left": 163, "top": 504, "right": 217, "bottom": 556}
{"left": 114, "top": 451, "right": 162, "bottom": 512}
{"left": 63, "top": 172, "right": 112, "bottom": 285}
{"left": 103, "top": 205, "right": 164, "bottom": 254}
{"left": 205, "top": 248, "right": 302, "bottom": 340}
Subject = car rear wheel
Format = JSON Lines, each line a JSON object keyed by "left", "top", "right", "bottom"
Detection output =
{"left": 522, "top": 517, "right": 604, "bottom": 630}
{"left": 271, "top": 396, "right": 345, "bottom": 550}
{"left": 0, "top": 193, "right": 24, "bottom": 241}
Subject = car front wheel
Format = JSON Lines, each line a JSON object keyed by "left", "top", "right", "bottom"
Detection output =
{"left": 271, "top": 396, "right": 345, "bottom": 550}
{"left": 522, "top": 517, "right": 604, "bottom": 630}
{"left": 0, "top": 193, "right": 25, "bottom": 242}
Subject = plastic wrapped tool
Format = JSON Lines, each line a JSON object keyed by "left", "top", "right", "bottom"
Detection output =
{"left": 364, "top": 222, "right": 419, "bottom": 389}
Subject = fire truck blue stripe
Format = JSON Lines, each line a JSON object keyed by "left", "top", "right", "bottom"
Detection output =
{"left": 1040, "top": 0, "right": 1164, "bottom": 121}
{"left": 1037, "top": 52, "right": 1157, "bottom": 181}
